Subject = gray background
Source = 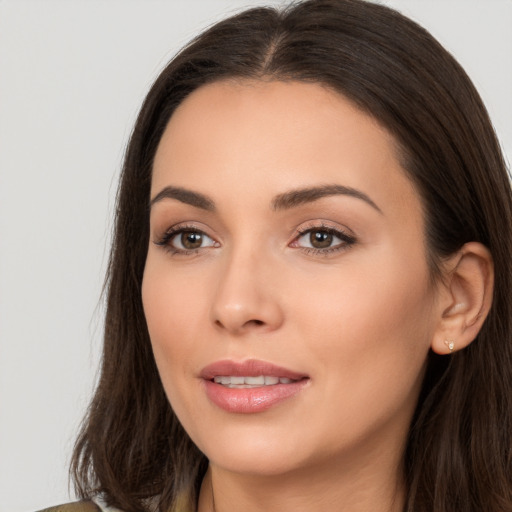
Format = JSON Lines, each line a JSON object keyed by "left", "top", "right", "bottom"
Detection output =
{"left": 0, "top": 1, "right": 511, "bottom": 510}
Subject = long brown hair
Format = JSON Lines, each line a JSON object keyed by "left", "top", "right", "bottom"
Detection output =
{"left": 71, "top": 1, "right": 512, "bottom": 511}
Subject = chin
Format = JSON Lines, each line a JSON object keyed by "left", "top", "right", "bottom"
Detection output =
{"left": 207, "top": 444, "right": 308, "bottom": 477}
{"left": 190, "top": 420, "right": 315, "bottom": 476}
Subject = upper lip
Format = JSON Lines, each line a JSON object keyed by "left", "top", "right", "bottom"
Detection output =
{"left": 200, "top": 359, "right": 308, "bottom": 381}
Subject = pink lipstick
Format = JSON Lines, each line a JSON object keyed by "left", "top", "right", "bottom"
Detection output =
{"left": 200, "top": 359, "right": 309, "bottom": 413}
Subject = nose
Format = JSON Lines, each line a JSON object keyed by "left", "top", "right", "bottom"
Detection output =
{"left": 210, "top": 248, "right": 284, "bottom": 335}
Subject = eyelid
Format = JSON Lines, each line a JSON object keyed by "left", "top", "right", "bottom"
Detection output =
{"left": 289, "top": 221, "right": 357, "bottom": 254}
{"left": 292, "top": 220, "right": 355, "bottom": 238}
{"left": 153, "top": 222, "right": 220, "bottom": 255}
{"left": 152, "top": 220, "right": 356, "bottom": 257}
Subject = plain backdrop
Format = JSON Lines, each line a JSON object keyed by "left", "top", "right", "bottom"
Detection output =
{"left": 0, "top": 1, "right": 511, "bottom": 511}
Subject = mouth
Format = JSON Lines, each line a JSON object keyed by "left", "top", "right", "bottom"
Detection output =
{"left": 200, "top": 359, "right": 309, "bottom": 413}
{"left": 212, "top": 375, "right": 298, "bottom": 388}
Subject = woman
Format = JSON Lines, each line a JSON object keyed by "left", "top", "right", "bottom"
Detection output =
{"left": 39, "top": 0, "right": 512, "bottom": 511}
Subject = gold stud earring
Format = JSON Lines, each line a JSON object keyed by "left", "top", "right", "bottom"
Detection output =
{"left": 444, "top": 340, "right": 455, "bottom": 353}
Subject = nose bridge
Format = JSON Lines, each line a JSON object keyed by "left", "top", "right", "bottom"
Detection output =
{"left": 211, "top": 240, "right": 283, "bottom": 334}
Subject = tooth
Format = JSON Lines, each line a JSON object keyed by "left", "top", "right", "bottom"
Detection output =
{"left": 245, "top": 376, "right": 265, "bottom": 385}
{"left": 215, "top": 375, "right": 296, "bottom": 387}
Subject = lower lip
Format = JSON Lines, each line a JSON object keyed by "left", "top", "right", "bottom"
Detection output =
{"left": 203, "top": 379, "right": 308, "bottom": 413}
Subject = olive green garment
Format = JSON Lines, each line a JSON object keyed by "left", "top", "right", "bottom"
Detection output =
{"left": 36, "top": 501, "right": 102, "bottom": 512}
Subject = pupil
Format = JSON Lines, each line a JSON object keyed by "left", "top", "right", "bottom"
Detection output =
{"left": 310, "top": 230, "right": 332, "bottom": 248}
{"left": 181, "top": 231, "right": 202, "bottom": 249}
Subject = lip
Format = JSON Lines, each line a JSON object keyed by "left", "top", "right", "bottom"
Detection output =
{"left": 200, "top": 359, "right": 309, "bottom": 414}
{"left": 200, "top": 359, "right": 307, "bottom": 380}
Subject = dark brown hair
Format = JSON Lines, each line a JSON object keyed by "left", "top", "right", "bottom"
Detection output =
{"left": 71, "top": 1, "right": 512, "bottom": 511}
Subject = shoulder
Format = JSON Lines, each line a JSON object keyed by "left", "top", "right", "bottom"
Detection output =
{"left": 36, "top": 499, "right": 122, "bottom": 512}
{"left": 35, "top": 501, "right": 101, "bottom": 512}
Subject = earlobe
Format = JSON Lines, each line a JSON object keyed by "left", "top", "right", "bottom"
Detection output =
{"left": 431, "top": 242, "right": 494, "bottom": 355}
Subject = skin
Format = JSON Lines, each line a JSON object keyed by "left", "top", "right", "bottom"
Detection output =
{"left": 142, "top": 80, "right": 468, "bottom": 512}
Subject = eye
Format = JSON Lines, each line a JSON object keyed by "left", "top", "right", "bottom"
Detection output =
{"left": 292, "top": 226, "right": 356, "bottom": 253}
{"left": 171, "top": 230, "right": 215, "bottom": 250}
{"left": 300, "top": 230, "right": 337, "bottom": 249}
{"left": 154, "top": 226, "right": 218, "bottom": 254}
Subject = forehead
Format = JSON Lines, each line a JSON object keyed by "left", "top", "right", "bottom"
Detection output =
{"left": 152, "top": 79, "right": 420, "bottom": 221}
{"left": 155, "top": 79, "right": 396, "bottom": 169}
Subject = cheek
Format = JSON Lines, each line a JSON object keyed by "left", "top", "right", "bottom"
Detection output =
{"left": 293, "top": 250, "right": 434, "bottom": 346}
{"left": 141, "top": 257, "right": 208, "bottom": 384}
{"left": 142, "top": 259, "right": 217, "bottom": 439}
{"left": 290, "top": 250, "right": 434, "bottom": 413}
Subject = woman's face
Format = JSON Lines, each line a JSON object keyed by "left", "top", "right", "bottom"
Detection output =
{"left": 142, "top": 80, "right": 441, "bottom": 477}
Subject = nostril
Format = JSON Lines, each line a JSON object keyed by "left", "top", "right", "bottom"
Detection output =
{"left": 214, "top": 318, "right": 265, "bottom": 331}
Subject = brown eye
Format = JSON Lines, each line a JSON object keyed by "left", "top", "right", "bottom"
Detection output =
{"left": 180, "top": 231, "right": 203, "bottom": 249}
{"left": 164, "top": 229, "right": 217, "bottom": 252}
{"left": 310, "top": 230, "right": 333, "bottom": 248}
{"left": 293, "top": 226, "right": 355, "bottom": 253}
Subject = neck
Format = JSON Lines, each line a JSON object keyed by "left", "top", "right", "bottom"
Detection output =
{"left": 198, "top": 446, "right": 406, "bottom": 512}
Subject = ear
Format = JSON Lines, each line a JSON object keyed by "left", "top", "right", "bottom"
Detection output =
{"left": 431, "top": 242, "right": 494, "bottom": 355}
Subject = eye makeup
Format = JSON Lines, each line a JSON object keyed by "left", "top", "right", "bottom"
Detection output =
{"left": 152, "top": 219, "right": 357, "bottom": 258}
{"left": 153, "top": 223, "right": 219, "bottom": 256}
{"left": 290, "top": 221, "right": 357, "bottom": 257}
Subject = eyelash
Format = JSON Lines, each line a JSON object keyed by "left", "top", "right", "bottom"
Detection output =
{"left": 154, "top": 224, "right": 215, "bottom": 256}
{"left": 293, "top": 223, "right": 357, "bottom": 256}
{"left": 153, "top": 223, "right": 356, "bottom": 256}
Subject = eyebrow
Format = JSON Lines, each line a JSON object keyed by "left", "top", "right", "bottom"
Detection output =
{"left": 271, "top": 184, "right": 382, "bottom": 213}
{"left": 150, "top": 186, "right": 215, "bottom": 211}
{"left": 150, "top": 183, "right": 382, "bottom": 214}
